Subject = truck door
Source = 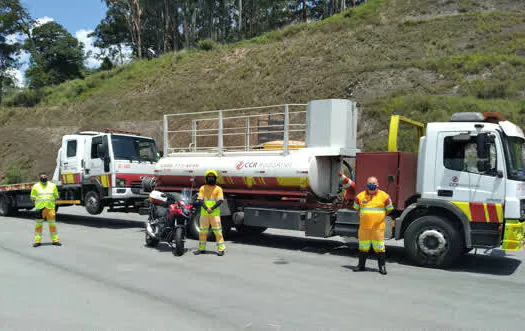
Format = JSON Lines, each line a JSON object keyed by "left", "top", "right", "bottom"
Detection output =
{"left": 85, "top": 135, "right": 111, "bottom": 187}
{"left": 60, "top": 137, "right": 82, "bottom": 184}
{"left": 434, "top": 131, "right": 506, "bottom": 221}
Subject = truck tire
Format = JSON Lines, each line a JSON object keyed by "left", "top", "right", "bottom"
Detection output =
{"left": 187, "top": 210, "right": 228, "bottom": 241}
{"left": 142, "top": 177, "right": 156, "bottom": 193}
{"left": 0, "top": 195, "right": 12, "bottom": 217}
{"left": 85, "top": 191, "right": 104, "bottom": 215}
{"left": 404, "top": 215, "right": 464, "bottom": 268}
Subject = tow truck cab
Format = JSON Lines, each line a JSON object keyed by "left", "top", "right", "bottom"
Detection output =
{"left": 53, "top": 129, "right": 161, "bottom": 214}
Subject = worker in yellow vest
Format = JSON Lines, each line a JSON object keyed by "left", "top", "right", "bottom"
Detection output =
{"left": 30, "top": 172, "right": 61, "bottom": 247}
{"left": 193, "top": 169, "right": 226, "bottom": 256}
{"left": 353, "top": 176, "right": 393, "bottom": 274}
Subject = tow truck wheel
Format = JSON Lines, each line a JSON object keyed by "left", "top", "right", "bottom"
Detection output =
{"left": 85, "top": 191, "right": 104, "bottom": 215}
{"left": 404, "top": 215, "right": 463, "bottom": 268}
{"left": 0, "top": 194, "right": 12, "bottom": 217}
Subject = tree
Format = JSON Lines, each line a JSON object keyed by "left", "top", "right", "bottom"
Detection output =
{"left": 90, "top": 1, "right": 132, "bottom": 65}
{"left": 23, "top": 21, "right": 85, "bottom": 89}
{"left": 100, "top": 56, "right": 114, "bottom": 70}
{"left": 0, "top": 0, "right": 32, "bottom": 98}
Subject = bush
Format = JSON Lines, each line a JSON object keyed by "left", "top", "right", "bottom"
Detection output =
{"left": 3, "top": 166, "right": 22, "bottom": 184}
{"left": 3, "top": 89, "right": 47, "bottom": 107}
{"left": 198, "top": 39, "right": 217, "bottom": 51}
{"left": 461, "top": 80, "right": 514, "bottom": 99}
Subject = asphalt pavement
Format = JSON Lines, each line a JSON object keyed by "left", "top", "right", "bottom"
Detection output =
{"left": 1, "top": 206, "right": 524, "bottom": 330}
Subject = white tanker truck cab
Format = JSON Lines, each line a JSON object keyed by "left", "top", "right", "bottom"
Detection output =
{"left": 150, "top": 100, "right": 525, "bottom": 268}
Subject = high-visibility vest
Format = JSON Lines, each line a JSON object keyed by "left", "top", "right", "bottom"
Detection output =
{"left": 198, "top": 185, "right": 223, "bottom": 216}
{"left": 31, "top": 182, "right": 59, "bottom": 210}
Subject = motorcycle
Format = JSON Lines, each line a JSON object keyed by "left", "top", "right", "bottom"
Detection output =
{"left": 144, "top": 189, "right": 196, "bottom": 256}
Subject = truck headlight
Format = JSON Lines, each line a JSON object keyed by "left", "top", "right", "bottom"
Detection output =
{"left": 116, "top": 178, "right": 127, "bottom": 187}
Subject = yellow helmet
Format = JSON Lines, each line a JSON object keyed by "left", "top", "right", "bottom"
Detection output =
{"left": 205, "top": 169, "right": 218, "bottom": 177}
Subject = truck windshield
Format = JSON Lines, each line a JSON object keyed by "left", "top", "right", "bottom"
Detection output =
{"left": 505, "top": 136, "right": 525, "bottom": 181}
{"left": 111, "top": 135, "right": 160, "bottom": 162}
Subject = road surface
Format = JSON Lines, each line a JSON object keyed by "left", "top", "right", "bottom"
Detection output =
{"left": 1, "top": 206, "right": 524, "bottom": 330}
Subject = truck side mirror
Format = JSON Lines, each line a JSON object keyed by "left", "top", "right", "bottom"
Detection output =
{"left": 103, "top": 157, "right": 110, "bottom": 172}
{"left": 476, "top": 133, "right": 490, "bottom": 159}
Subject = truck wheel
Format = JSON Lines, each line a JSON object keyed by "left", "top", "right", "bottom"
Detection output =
{"left": 404, "top": 215, "right": 464, "bottom": 268}
{"left": 85, "top": 191, "right": 104, "bottom": 215}
{"left": 187, "top": 210, "right": 223, "bottom": 241}
{"left": 221, "top": 217, "right": 233, "bottom": 239}
{"left": 0, "top": 195, "right": 12, "bottom": 217}
{"left": 187, "top": 210, "right": 213, "bottom": 240}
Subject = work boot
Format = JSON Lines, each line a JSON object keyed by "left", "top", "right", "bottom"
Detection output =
{"left": 378, "top": 252, "right": 387, "bottom": 275}
{"left": 52, "top": 242, "right": 62, "bottom": 246}
{"left": 32, "top": 242, "right": 41, "bottom": 247}
{"left": 353, "top": 251, "right": 367, "bottom": 272}
{"left": 217, "top": 251, "right": 225, "bottom": 256}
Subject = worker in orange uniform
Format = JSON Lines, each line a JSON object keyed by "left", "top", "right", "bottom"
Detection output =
{"left": 30, "top": 172, "right": 62, "bottom": 247}
{"left": 353, "top": 176, "right": 393, "bottom": 274}
{"left": 193, "top": 170, "right": 226, "bottom": 256}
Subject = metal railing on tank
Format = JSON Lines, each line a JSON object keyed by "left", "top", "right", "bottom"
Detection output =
{"left": 162, "top": 104, "right": 308, "bottom": 156}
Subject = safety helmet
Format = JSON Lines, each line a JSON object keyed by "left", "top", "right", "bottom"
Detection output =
{"left": 205, "top": 169, "right": 218, "bottom": 177}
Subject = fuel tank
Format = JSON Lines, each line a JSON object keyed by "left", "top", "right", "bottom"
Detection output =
{"left": 153, "top": 149, "right": 337, "bottom": 198}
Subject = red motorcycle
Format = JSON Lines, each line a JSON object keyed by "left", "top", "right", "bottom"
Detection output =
{"left": 144, "top": 190, "right": 195, "bottom": 256}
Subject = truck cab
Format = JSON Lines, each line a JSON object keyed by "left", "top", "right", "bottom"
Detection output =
{"left": 396, "top": 112, "right": 525, "bottom": 266}
{"left": 53, "top": 129, "right": 161, "bottom": 214}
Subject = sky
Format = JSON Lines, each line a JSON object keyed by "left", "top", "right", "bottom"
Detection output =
{"left": 10, "top": 0, "right": 121, "bottom": 87}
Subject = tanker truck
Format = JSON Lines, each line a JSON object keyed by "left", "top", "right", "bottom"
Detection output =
{"left": 143, "top": 99, "right": 525, "bottom": 268}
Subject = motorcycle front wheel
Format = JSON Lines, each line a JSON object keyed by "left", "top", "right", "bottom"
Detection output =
{"left": 172, "top": 227, "right": 185, "bottom": 256}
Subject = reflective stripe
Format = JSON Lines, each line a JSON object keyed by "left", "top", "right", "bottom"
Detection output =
{"left": 385, "top": 204, "right": 394, "bottom": 211}
{"left": 216, "top": 241, "right": 225, "bottom": 251}
{"left": 353, "top": 203, "right": 360, "bottom": 210}
{"left": 360, "top": 207, "right": 386, "bottom": 212}
{"left": 371, "top": 240, "right": 385, "bottom": 249}
{"left": 359, "top": 241, "right": 371, "bottom": 250}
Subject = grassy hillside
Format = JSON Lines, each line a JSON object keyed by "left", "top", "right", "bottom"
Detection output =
{"left": 2, "top": 0, "right": 525, "bottom": 181}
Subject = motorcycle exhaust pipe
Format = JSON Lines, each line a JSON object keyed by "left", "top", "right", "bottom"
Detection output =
{"left": 146, "top": 223, "right": 157, "bottom": 238}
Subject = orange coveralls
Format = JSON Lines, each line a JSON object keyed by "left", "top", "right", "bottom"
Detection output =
{"left": 353, "top": 190, "right": 394, "bottom": 253}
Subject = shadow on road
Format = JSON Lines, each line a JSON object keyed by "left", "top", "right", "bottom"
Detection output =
{"left": 11, "top": 211, "right": 145, "bottom": 229}
{"left": 228, "top": 231, "right": 522, "bottom": 276}
{"left": 57, "top": 214, "right": 145, "bottom": 229}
